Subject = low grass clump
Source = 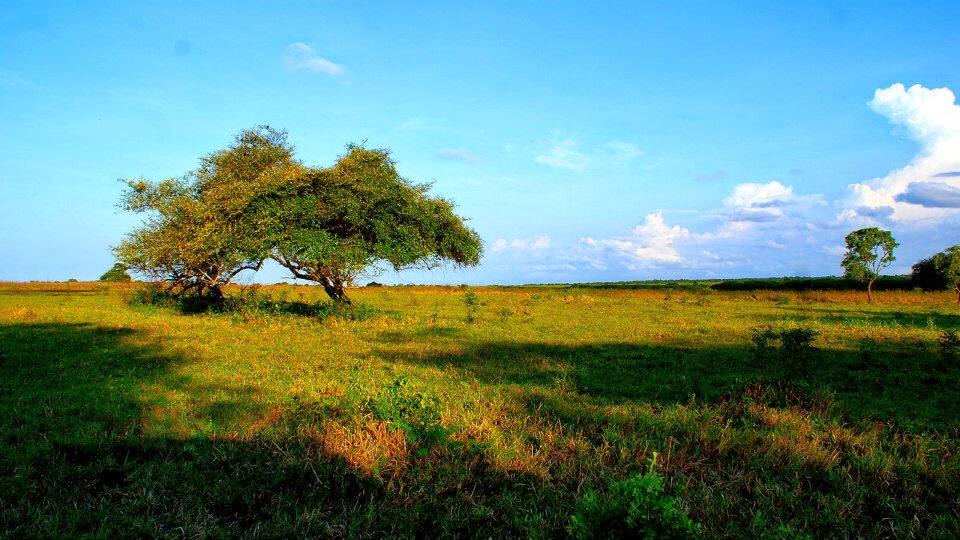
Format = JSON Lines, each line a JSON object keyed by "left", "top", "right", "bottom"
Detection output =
{"left": 1, "top": 282, "right": 959, "bottom": 537}
{"left": 568, "top": 452, "right": 700, "bottom": 538}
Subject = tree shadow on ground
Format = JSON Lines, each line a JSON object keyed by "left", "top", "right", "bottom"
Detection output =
{"left": 373, "top": 335, "right": 960, "bottom": 432}
{"left": 0, "top": 323, "right": 554, "bottom": 537}
{"left": 774, "top": 306, "right": 959, "bottom": 330}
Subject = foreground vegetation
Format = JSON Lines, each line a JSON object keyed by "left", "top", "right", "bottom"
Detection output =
{"left": 2, "top": 282, "right": 959, "bottom": 537}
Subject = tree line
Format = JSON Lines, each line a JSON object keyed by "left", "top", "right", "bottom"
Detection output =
{"left": 841, "top": 227, "right": 960, "bottom": 303}
{"left": 114, "top": 127, "right": 482, "bottom": 305}
{"left": 110, "top": 127, "right": 956, "bottom": 306}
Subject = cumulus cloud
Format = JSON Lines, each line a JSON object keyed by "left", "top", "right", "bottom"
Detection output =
{"left": 576, "top": 180, "right": 821, "bottom": 271}
{"left": 582, "top": 212, "right": 690, "bottom": 266}
{"left": 283, "top": 43, "right": 345, "bottom": 76}
{"left": 491, "top": 236, "right": 551, "bottom": 253}
{"left": 721, "top": 181, "right": 799, "bottom": 222}
{"left": 435, "top": 148, "right": 480, "bottom": 164}
{"left": 725, "top": 181, "right": 794, "bottom": 209}
{"left": 895, "top": 182, "right": 960, "bottom": 208}
{"left": 847, "top": 83, "right": 960, "bottom": 222}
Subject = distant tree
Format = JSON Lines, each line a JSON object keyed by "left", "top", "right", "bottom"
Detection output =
{"left": 99, "top": 263, "right": 131, "bottom": 282}
{"left": 914, "top": 245, "right": 960, "bottom": 303}
{"left": 841, "top": 227, "right": 898, "bottom": 303}
{"left": 249, "top": 145, "right": 482, "bottom": 303}
{"left": 911, "top": 256, "right": 946, "bottom": 291}
{"left": 116, "top": 127, "right": 296, "bottom": 304}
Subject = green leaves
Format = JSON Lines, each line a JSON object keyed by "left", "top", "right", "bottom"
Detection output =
{"left": 568, "top": 454, "right": 701, "bottom": 539}
{"left": 840, "top": 227, "right": 898, "bottom": 283}
{"left": 116, "top": 127, "right": 297, "bottom": 301}
{"left": 253, "top": 145, "right": 482, "bottom": 300}
{"left": 99, "top": 263, "right": 131, "bottom": 282}
{"left": 117, "top": 127, "right": 482, "bottom": 304}
{"left": 912, "top": 245, "right": 960, "bottom": 299}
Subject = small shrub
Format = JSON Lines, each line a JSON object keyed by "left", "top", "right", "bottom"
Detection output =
{"left": 750, "top": 327, "right": 778, "bottom": 362}
{"left": 129, "top": 283, "right": 178, "bottom": 308}
{"left": 568, "top": 452, "right": 700, "bottom": 539}
{"left": 369, "top": 377, "right": 449, "bottom": 454}
{"left": 780, "top": 327, "right": 818, "bottom": 360}
{"left": 128, "top": 283, "right": 378, "bottom": 320}
{"left": 750, "top": 324, "right": 820, "bottom": 380}
{"left": 939, "top": 330, "right": 960, "bottom": 366}
{"left": 463, "top": 290, "right": 479, "bottom": 323}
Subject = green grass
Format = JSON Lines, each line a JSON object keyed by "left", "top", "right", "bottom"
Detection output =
{"left": 1, "top": 282, "right": 959, "bottom": 537}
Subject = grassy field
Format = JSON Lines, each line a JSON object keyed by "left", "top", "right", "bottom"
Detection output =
{"left": 1, "top": 282, "right": 959, "bottom": 537}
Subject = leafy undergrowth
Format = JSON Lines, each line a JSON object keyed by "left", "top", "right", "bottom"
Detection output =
{"left": 1, "top": 284, "right": 959, "bottom": 537}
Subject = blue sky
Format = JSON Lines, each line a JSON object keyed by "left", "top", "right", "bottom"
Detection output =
{"left": 2, "top": 1, "right": 959, "bottom": 284}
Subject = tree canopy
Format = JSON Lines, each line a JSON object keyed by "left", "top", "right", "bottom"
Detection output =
{"left": 251, "top": 145, "right": 482, "bottom": 302}
{"left": 840, "top": 227, "right": 898, "bottom": 303}
{"left": 116, "top": 127, "right": 482, "bottom": 304}
{"left": 912, "top": 245, "right": 960, "bottom": 303}
{"left": 99, "top": 263, "right": 131, "bottom": 282}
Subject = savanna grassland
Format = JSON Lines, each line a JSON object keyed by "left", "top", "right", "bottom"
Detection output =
{"left": 1, "top": 282, "right": 959, "bottom": 538}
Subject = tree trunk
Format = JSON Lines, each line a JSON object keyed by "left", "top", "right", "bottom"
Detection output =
{"left": 867, "top": 279, "right": 874, "bottom": 304}
{"left": 320, "top": 277, "right": 351, "bottom": 304}
{"left": 207, "top": 285, "right": 224, "bottom": 302}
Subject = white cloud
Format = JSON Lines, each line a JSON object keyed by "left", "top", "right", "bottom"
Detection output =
{"left": 534, "top": 138, "right": 590, "bottom": 171}
{"left": 534, "top": 136, "right": 643, "bottom": 172}
{"left": 576, "top": 180, "right": 821, "bottom": 272}
{"left": 723, "top": 181, "right": 794, "bottom": 222}
{"left": 725, "top": 181, "right": 794, "bottom": 209}
{"left": 764, "top": 240, "right": 786, "bottom": 249}
{"left": 847, "top": 83, "right": 960, "bottom": 222}
{"left": 435, "top": 148, "right": 480, "bottom": 164}
{"left": 605, "top": 141, "right": 645, "bottom": 161}
{"left": 491, "top": 236, "right": 551, "bottom": 253}
{"left": 582, "top": 212, "right": 690, "bottom": 266}
{"left": 283, "top": 43, "right": 345, "bottom": 76}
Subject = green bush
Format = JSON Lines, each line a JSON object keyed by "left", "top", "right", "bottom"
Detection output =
{"left": 568, "top": 453, "right": 700, "bottom": 539}
{"left": 463, "top": 289, "right": 479, "bottom": 323}
{"left": 369, "top": 377, "right": 449, "bottom": 454}
{"left": 751, "top": 325, "right": 819, "bottom": 379}
{"left": 129, "top": 283, "right": 377, "bottom": 320}
{"left": 939, "top": 330, "right": 960, "bottom": 366}
{"left": 99, "top": 263, "right": 132, "bottom": 282}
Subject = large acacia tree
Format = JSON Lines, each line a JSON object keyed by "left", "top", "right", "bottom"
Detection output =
{"left": 116, "top": 127, "right": 299, "bottom": 302}
{"left": 117, "top": 127, "right": 482, "bottom": 305}
{"left": 251, "top": 145, "right": 482, "bottom": 303}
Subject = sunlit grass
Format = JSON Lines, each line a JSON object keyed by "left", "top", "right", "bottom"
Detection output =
{"left": 1, "top": 283, "right": 957, "bottom": 537}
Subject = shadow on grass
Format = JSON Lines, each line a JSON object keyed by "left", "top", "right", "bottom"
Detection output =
{"left": 3, "top": 322, "right": 959, "bottom": 537}
{"left": 0, "top": 322, "right": 551, "bottom": 537}
{"left": 774, "top": 306, "right": 960, "bottom": 330}
{"left": 374, "top": 336, "right": 960, "bottom": 431}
